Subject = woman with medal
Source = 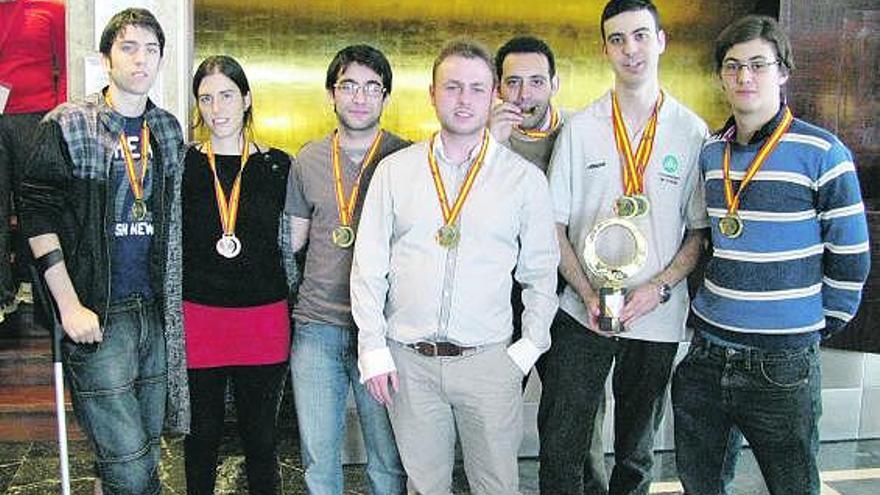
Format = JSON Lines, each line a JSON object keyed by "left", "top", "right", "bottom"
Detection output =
{"left": 181, "top": 55, "right": 293, "bottom": 495}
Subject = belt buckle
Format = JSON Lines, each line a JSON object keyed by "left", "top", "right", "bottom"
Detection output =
{"left": 414, "top": 341, "right": 438, "bottom": 357}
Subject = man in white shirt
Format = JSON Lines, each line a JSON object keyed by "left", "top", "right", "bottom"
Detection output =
{"left": 543, "top": 1, "right": 709, "bottom": 493}
{"left": 351, "top": 39, "right": 560, "bottom": 495}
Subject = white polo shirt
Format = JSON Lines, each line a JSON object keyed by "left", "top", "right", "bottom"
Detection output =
{"left": 548, "top": 90, "right": 709, "bottom": 343}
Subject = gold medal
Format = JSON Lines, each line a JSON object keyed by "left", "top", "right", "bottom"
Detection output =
{"left": 427, "top": 131, "right": 490, "bottom": 250}
{"left": 720, "top": 107, "right": 794, "bottom": 239}
{"left": 516, "top": 106, "right": 560, "bottom": 139}
{"left": 108, "top": 92, "right": 151, "bottom": 221}
{"left": 131, "top": 199, "right": 148, "bottom": 221}
{"left": 435, "top": 224, "right": 460, "bottom": 248}
{"left": 632, "top": 194, "right": 650, "bottom": 217}
{"left": 331, "top": 130, "right": 383, "bottom": 249}
{"left": 718, "top": 214, "right": 743, "bottom": 239}
{"left": 611, "top": 91, "right": 663, "bottom": 213}
{"left": 331, "top": 225, "right": 355, "bottom": 248}
{"left": 614, "top": 195, "right": 639, "bottom": 218}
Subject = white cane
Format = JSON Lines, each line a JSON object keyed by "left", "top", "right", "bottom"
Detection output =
{"left": 31, "top": 264, "right": 71, "bottom": 495}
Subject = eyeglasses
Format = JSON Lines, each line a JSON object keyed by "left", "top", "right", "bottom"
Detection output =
{"left": 721, "top": 59, "right": 781, "bottom": 77}
{"left": 334, "top": 81, "right": 386, "bottom": 99}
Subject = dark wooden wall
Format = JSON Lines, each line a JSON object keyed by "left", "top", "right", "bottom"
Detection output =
{"left": 780, "top": 0, "right": 880, "bottom": 353}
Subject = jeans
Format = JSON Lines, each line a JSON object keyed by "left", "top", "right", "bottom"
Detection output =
{"left": 290, "top": 322, "right": 406, "bottom": 495}
{"left": 672, "top": 333, "right": 822, "bottom": 495}
{"left": 185, "top": 362, "right": 288, "bottom": 495}
{"left": 537, "top": 310, "right": 677, "bottom": 495}
{"left": 63, "top": 297, "right": 166, "bottom": 495}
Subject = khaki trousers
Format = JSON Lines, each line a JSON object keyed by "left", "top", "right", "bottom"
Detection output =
{"left": 388, "top": 341, "right": 523, "bottom": 495}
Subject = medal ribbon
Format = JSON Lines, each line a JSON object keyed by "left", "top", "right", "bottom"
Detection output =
{"left": 332, "top": 130, "right": 384, "bottom": 227}
{"left": 722, "top": 107, "right": 793, "bottom": 215}
{"left": 205, "top": 138, "right": 250, "bottom": 236}
{"left": 611, "top": 91, "right": 663, "bottom": 195}
{"left": 427, "top": 131, "right": 490, "bottom": 227}
{"left": 517, "top": 106, "right": 559, "bottom": 139}
{"left": 104, "top": 93, "right": 150, "bottom": 206}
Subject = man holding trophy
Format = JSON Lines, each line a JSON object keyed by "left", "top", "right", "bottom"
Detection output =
{"left": 539, "top": 1, "right": 709, "bottom": 493}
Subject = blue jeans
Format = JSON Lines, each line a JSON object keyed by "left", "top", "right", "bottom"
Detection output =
{"left": 672, "top": 333, "right": 822, "bottom": 495}
{"left": 63, "top": 297, "right": 166, "bottom": 495}
{"left": 290, "top": 322, "right": 406, "bottom": 495}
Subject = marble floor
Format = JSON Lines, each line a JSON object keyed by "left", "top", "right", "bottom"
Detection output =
{"left": 1, "top": 433, "right": 879, "bottom": 494}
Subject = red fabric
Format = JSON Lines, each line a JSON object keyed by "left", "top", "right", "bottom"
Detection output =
{"left": 184, "top": 300, "right": 291, "bottom": 369}
{"left": 0, "top": 0, "right": 66, "bottom": 113}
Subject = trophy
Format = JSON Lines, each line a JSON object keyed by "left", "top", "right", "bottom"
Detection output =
{"left": 582, "top": 217, "right": 647, "bottom": 333}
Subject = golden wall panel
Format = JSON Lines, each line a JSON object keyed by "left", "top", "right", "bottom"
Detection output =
{"left": 194, "top": 1, "right": 755, "bottom": 153}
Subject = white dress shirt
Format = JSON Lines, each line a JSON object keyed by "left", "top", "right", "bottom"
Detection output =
{"left": 351, "top": 133, "right": 560, "bottom": 381}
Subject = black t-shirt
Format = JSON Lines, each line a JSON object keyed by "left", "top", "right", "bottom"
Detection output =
{"left": 182, "top": 146, "right": 290, "bottom": 307}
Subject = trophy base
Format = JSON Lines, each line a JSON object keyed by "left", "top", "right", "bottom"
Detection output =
{"left": 599, "top": 286, "right": 626, "bottom": 333}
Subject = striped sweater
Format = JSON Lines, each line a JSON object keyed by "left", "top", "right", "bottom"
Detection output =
{"left": 692, "top": 109, "right": 870, "bottom": 348}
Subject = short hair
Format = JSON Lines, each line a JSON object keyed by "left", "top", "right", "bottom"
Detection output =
{"left": 714, "top": 15, "right": 794, "bottom": 74}
{"left": 325, "top": 45, "right": 393, "bottom": 97}
{"left": 432, "top": 39, "right": 497, "bottom": 86}
{"left": 99, "top": 8, "right": 165, "bottom": 57}
{"left": 495, "top": 36, "right": 556, "bottom": 80}
{"left": 192, "top": 55, "right": 253, "bottom": 131}
{"left": 600, "top": 0, "right": 662, "bottom": 42}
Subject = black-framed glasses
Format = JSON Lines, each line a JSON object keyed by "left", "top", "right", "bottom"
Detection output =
{"left": 334, "top": 81, "right": 386, "bottom": 99}
{"left": 721, "top": 59, "right": 781, "bottom": 77}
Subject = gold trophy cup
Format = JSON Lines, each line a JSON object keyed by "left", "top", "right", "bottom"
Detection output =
{"left": 582, "top": 217, "right": 647, "bottom": 333}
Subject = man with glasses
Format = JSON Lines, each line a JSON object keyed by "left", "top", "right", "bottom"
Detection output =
{"left": 351, "top": 39, "right": 559, "bottom": 494}
{"left": 672, "top": 15, "right": 869, "bottom": 495}
{"left": 285, "top": 44, "right": 409, "bottom": 494}
{"left": 544, "top": 1, "right": 709, "bottom": 493}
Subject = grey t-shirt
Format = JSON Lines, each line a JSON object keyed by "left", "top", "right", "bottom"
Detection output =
{"left": 285, "top": 130, "right": 411, "bottom": 327}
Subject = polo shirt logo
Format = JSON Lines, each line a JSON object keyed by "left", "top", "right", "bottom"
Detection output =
{"left": 662, "top": 154, "right": 680, "bottom": 175}
{"left": 586, "top": 161, "right": 606, "bottom": 169}
{"left": 659, "top": 154, "right": 682, "bottom": 186}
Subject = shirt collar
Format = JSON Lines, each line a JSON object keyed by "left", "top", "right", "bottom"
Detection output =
{"left": 720, "top": 105, "right": 787, "bottom": 145}
{"left": 433, "top": 130, "right": 490, "bottom": 168}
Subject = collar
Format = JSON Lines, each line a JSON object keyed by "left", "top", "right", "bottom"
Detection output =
{"left": 720, "top": 105, "right": 787, "bottom": 145}
{"left": 433, "top": 130, "right": 491, "bottom": 168}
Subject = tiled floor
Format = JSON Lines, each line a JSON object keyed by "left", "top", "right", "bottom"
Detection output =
{"left": 1, "top": 434, "right": 879, "bottom": 494}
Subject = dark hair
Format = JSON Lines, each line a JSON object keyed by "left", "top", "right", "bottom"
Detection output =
{"left": 432, "top": 39, "right": 496, "bottom": 85}
{"left": 191, "top": 55, "right": 253, "bottom": 131}
{"left": 600, "top": 0, "right": 662, "bottom": 42}
{"left": 99, "top": 8, "right": 165, "bottom": 57}
{"left": 325, "top": 45, "right": 393, "bottom": 96}
{"left": 495, "top": 36, "right": 556, "bottom": 80}
{"left": 714, "top": 15, "right": 794, "bottom": 74}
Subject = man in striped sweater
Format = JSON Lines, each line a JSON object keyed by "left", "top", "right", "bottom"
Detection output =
{"left": 672, "top": 15, "right": 870, "bottom": 495}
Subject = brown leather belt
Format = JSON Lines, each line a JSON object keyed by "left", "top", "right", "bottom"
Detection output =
{"left": 407, "top": 341, "right": 475, "bottom": 357}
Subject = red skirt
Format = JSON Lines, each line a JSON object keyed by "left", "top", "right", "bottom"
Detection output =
{"left": 184, "top": 300, "right": 290, "bottom": 369}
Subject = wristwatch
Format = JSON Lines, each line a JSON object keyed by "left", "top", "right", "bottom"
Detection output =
{"left": 656, "top": 282, "right": 671, "bottom": 304}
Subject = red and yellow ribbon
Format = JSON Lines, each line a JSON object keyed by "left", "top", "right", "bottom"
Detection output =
{"left": 205, "top": 138, "right": 250, "bottom": 236}
{"left": 722, "top": 107, "right": 793, "bottom": 215}
{"left": 517, "top": 106, "right": 560, "bottom": 139}
{"left": 105, "top": 92, "right": 150, "bottom": 206}
{"left": 427, "top": 131, "right": 490, "bottom": 228}
{"left": 331, "top": 130, "right": 384, "bottom": 227}
{"left": 611, "top": 91, "right": 664, "bottom": 196}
